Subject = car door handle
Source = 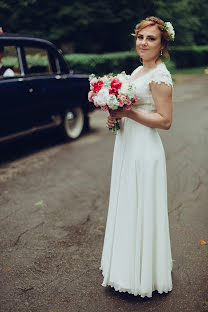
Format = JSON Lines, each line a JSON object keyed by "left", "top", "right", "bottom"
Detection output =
{"left": 55, "top": 75, "right": 66, "bottom": 80}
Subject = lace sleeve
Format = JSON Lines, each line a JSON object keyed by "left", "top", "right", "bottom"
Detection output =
{"left": 148, "top": 68, "right": 173, "bottom": 87}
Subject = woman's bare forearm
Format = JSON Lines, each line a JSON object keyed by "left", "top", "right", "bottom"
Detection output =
{"left": 127, "top": 109, "right": 171, "bottom": 130}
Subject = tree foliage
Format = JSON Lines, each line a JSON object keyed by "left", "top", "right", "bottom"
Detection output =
{"left": 0, "top": 0, "right": 207, "bottom": 53}
{"left": 155, "top": 0, "right": 201, "bottom": 45}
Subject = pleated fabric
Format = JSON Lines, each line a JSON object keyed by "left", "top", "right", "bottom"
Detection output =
{"left": 100, "top": 115, "right": 173, "bottom": 298}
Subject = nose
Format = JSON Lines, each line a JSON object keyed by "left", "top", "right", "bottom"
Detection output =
{"left": 141, "top": 38, "right": 147, "bottom": 45}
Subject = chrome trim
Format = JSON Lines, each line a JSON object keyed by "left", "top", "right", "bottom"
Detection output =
{"left": 17, "top": 47, "right": 24, "bottom": 75}
{"left": 55, "top": 57, "right": 61, "bottom": 74}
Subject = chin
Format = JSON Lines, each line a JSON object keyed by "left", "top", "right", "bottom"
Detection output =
{"left": 139, "top": 50, "right": 147, "bottom": 55}
{"left": 142, "top": 55, "right": 158, "bottom": 62}
{"left": 140, "top": 56, "right": 150, "bottom": 61}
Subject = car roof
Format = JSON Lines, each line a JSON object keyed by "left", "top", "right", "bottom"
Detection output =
{"left": 0, "top": 33, "right": 57, "bottom": 49}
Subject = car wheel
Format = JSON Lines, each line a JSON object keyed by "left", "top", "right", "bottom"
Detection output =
{"left": 61, "top": 107, "right": 85, "bottom": 140}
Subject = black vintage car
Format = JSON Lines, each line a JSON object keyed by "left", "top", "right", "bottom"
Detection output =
{"left": 0, "top": 33, "right": 94, "bottom": 143}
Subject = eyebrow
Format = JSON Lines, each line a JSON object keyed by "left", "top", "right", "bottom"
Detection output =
{"left": 137, "top": 34, "right": 156, "bottom": 38}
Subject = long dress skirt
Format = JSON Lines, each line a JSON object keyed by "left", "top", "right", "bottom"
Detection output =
{"left": 99, "top": 115, "right": 173, "bottom": 298}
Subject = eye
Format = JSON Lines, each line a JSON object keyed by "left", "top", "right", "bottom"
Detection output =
{"left": 149, "top": 37, "right": 155, "bottom": 41}
{"left": 137, "top": 35, "right": 143, "bottom": 39}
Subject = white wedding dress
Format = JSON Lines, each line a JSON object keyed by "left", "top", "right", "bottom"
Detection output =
{"left": 99, "top": 63, "right": 173, "bottom": 298}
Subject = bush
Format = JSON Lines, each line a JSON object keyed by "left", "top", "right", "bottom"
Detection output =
{"left": 64, "top": 46, "right": 208, "bottom": 74}
{"left": 169, "top": 46, "right": 208, "bottom": 68}
{"left": 4, "top": 46, "right": 207, "bottom": 75}
{"left": 2, "top": 56, "right": 49, "bottom": 67}
{"left": 2, "top": 56, "right": 19, "bottom": 67}
{"left": 64, "top": 51, "right": 176, "bottom": 76}
{"left": 64, "top": 52, "right": 139, "bottom": 75}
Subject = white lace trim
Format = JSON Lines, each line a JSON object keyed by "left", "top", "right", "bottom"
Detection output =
{"left": 131, "top": 64, "right": 173, "bottom": 87}
{"left": 130, "top": 66, "right": 142, "bottom": 77}
{"left": 99, "top": 265, "right": 173, "bottom": 298}
{"left": 148, "top": 68, "right": 173, "bottom": 86}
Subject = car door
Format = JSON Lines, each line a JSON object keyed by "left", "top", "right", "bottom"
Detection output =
{"left": 22, "top": 45, "right": 66, "bottom": 127}
{"left": 0, "top": 45, "right": 31, "bottom": 138}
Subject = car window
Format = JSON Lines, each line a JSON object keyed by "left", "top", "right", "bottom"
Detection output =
{"left": 0, "top": 46, "right": 21, "bottom": 78}
{"left": 24, "top": 47, "right": 54, "bottom": 75}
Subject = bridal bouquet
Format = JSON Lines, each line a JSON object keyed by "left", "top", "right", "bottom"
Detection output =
{"left": 88, "top": 72, "right": 137, "bottom": 133}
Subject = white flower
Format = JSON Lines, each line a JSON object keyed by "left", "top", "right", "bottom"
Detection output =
{"left": 116, "top": 72, "right": 130, "bottom": 84}
{"left": 163, "top": 22, "right": 175, "bottom": 41}
{"left": 90, "top": 77, "right": 98, "bottom": 84}
{"left": 102, "top": 77, "right": 109, "bottom": 83}
{"left": 108, "top": 94, "right": 119, "bottom": 110}
{"left": 127, "top": 84, "right": 137, "bottom": 99}
{"left": 102, "top": 76, "right": 111, "bottom": 88}
{"left": 120, "top": 81, "right": 129, "bottom": 94}
{"left": 93, "top": 88, "right": 110, "bottom": 106}
{"left": 119, "top": 80, "right": 136, "bottom": 100}
{"left": 89, "top": 74, "right": 98, "bottom": 90}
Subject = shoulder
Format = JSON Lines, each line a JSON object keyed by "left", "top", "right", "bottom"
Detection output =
{"left": 130, "top": 66, "right": 142, "bottom": 77}
{"left": 149, "top": 63, "right": 173, "bottom": 87}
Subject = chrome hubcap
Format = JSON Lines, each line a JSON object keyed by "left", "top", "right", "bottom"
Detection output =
{"left": 64, "top": 107, "right": 84, "bottom": 139}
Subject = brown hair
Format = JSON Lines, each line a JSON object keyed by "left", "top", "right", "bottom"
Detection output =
{"left": 132, "top": 16, "right": 171, "bottom": 60}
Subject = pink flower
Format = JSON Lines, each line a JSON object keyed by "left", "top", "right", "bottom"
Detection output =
{"left": 109, "top": 88, "right": 118, "bottom": 96}
{"left": 111, "top": 78, "right": 122, "bottom": 89}
{"left": 118, "top": 95, "right": 127, "bottom": 104}
{"left": 119, "top": 101, "right": 124, "bottom": 107}
{"left": 93, "top": 80, "right": 104, "bottom": 93}
{"left": 101, "top": 104, "right": 108, "bottom": 111}
{"left": 123, "top": 103, "right": 132, "bottom": 111}
{"left": 132, "top": 95, "right": 138, "bottom": 103}
{"left": 88, "top": 90, "right": 94, "bottom": 102}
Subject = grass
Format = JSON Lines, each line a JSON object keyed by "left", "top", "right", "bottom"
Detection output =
{"left": 170, "top": 66, "right": 207, "bottom": 75}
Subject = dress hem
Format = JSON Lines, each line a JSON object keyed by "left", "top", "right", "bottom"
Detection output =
{"left": 99, "top": 266, "right": 172, "bottom": 298}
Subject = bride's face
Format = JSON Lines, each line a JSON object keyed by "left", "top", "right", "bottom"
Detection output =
{"left": 136, "top": 25, "right": 163, "bottom": 61}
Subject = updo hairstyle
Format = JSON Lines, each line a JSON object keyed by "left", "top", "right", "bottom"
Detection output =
{"left": 132, "top": 16, "right": 171, "bottom": 59}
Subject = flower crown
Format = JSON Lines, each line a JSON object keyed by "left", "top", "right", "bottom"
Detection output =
{"left": 162, "top": 22, "right": 175, "bottom": 41}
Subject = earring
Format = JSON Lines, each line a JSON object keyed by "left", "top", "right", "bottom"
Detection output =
{"left": 139, "top": 56, "right": 143, "bottom": 64}
{"left": 160, "top": 49, "right": 163, "bottom": 56}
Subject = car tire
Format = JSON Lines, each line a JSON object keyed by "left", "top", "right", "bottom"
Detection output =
{"left": 60, "top": 107, "right": 85, "bottom": 140}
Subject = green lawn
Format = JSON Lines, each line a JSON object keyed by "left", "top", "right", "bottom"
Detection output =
{"left": 170, "top": 66, "right": 207, "bottom": 75}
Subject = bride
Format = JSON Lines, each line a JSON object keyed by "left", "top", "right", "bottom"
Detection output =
{"left": 99, "top": 16, "right": 175, "bottom": 298}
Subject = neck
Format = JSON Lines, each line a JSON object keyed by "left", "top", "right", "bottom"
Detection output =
{"left": 142, "top": 58, "right": 162, "bottom": 69}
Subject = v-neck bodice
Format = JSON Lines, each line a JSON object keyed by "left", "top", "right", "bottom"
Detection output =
{"left": 130, "top": 63, "right": 173, "bottom": 113}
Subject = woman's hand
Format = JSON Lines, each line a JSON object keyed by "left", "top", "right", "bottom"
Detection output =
{"left": 106, "top": 114, "right": 121, "bottom": 129}
{"left": 109, "top": 109, "right": 128, "bottom": 119}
